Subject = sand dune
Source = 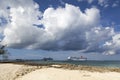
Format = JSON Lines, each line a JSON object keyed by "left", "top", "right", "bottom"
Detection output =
{"left": 0, "top": 63, "right": 120, "bottom": 80}
{"left": 16, "top": 68, "right": 120, "bottom": 80}
{"left": 0, "top": 63, "right": 23, "bottom": 80}
{"left": 0, "top": 63, "right": 40, "bottom": 80}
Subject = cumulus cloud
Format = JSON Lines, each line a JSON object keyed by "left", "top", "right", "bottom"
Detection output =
{"left": 85, "top": 27, "right": 114, "bottom": 53}
{"left": 35, "top": 4, "right": 100, "bottom": 50}
{"left": 0, "top": 0, "right": 120, "bottom": 55}
{"left": 102, "top": 34, "right": 120, "bottom": 55}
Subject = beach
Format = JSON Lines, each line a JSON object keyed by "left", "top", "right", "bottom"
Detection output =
{"left": 0, "top": 63, "right": 120, "bottom": 80}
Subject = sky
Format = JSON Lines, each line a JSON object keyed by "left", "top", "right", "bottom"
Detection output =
{"left": 0, "top": 0, "right": 120, "bottom": 60}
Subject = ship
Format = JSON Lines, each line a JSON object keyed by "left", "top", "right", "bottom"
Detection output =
{"left": 67, "top": 56, "right": 87, "bottom": 61}
{"left": 41, "top": 57, "right": 53, "bottom": 61}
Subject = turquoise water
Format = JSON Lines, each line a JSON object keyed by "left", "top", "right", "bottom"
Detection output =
{"left": 62, "top": 61, "right": 120, "bottom": 68}
{"left": 25, "top": 60, "right": 120, "bottom": 68}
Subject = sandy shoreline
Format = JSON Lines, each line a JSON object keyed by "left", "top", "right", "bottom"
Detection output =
{"left": 0, "top": 63, "right": 120, "bottom": 80}
{"left": 16, "top": 68, "right": 120, "bottom": 80}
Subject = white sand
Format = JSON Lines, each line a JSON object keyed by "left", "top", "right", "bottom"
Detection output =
{"left": 16, "top": 68, "right": 120, "bottom": 80}
{"left": 0, "top": 63, "right": 23, "bottom": 80}
{"left": 0, "top": 63, "right": 120, "bottom": 80}
{"left": 0, "top": 63, "right": 38, "bottom": 80}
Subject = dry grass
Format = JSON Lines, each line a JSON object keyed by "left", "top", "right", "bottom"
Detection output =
{"left": 59, "top": 64, "right": 120, "bottom": 72}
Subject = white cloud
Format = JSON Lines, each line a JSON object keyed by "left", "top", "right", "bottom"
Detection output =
{"left": 77, "top": 0, "right": 93, "bottom": 4}
{"left": 0, "top": 0, "right": 120, "bottom": 55}
{"left": 88, "top": 0, "right": 94, "bottom": 4}
{"left": 112, "top": 1, "right": 119, "bottom": 7}
{"left": 85, "top": 27, "right": 114, "bottom": 53}
{"left": 40, "top": 4, "right": 100, "bottom": 50}
{"left": 98, "top": 0, "right": 104, "bottom": 4}
{"left": 77, "top": 0, "right": 83, "bottom": 2}
{"left": 112, "top": 3, "right": 118, "bottom": 7}
{"left": 42, "top": 4, "right": 100, "bottom": 35}
{"left": 59, "top": 0, "right": 65, "bottom": 5}
{"left": 97, "top": 0, "right": 120, "bottom": 8}
{"left": 102, "top": 33, "right": 120, "bottom": 55}
{"left": 77, "top": 0, "right": 119, "bottom": 8}
{"left": 112, "top": 34, "right": 120, "bottom": 44}
{"left": 98, "top": 0, "right": 109, "bottom": 8}
{"left": 0, "top": 1, "right": 100, "bottom": 50}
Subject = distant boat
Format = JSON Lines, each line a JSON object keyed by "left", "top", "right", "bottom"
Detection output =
{"left": 67, "top": 56, "right": 87, "bottom": 61}
{"left": 41, "top": 57, "right": 53, "bottom": 61}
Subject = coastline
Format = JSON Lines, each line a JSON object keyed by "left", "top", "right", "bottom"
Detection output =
{"left": 0, "top": 62, "right": 120, "bottom": 80}
{"left": 1, "top": 61, "right": 120, "bottom": 72}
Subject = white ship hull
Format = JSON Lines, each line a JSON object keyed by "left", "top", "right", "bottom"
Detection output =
{"left": 67, "top": 56, "right": 87, "bottom": 61}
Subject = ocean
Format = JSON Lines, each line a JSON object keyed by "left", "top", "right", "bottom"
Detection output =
{"left": 25, "top": 60, "right": 120, "bottom": 68}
